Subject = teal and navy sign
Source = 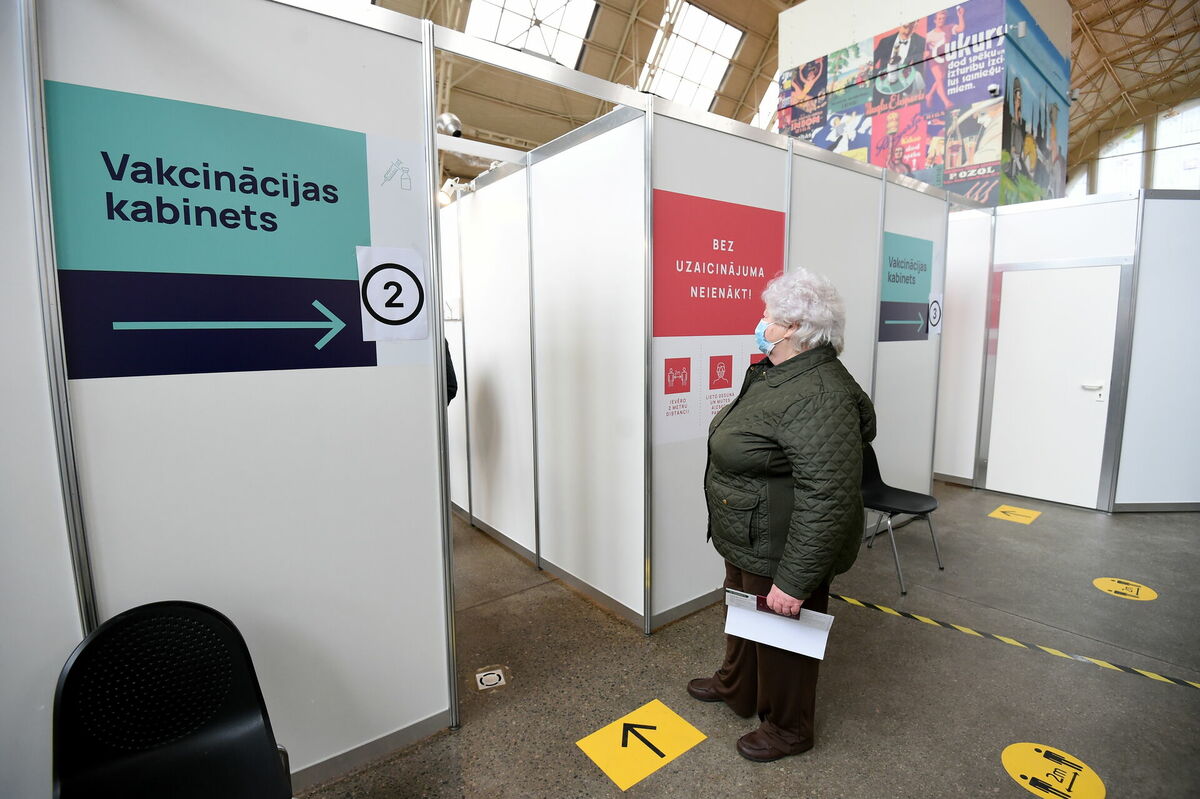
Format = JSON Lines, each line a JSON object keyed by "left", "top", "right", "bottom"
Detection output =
{"left": 879, "top": 232, "right": 933, "bottom": 342}
{"left": 45, "top": 81, "right": 375, "bottom": 378}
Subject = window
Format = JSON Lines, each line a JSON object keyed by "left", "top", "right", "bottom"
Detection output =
{"left": 464, "top": 0, "right": 596, "bottom": 69}
{"left": 749, "top": 70, "right": 783, "bottom": 132}
{"left": 1095, "top": 124, "right": 1144, "bottom": 193}
{"left": 1152, "top": 98, "right": 1200, "bottom": 190}
{"left": 1065, "top": 167, "right": 1088, "bottom": 198}
{"left": 638, "top": 1, "right": 743, "bottom": 112}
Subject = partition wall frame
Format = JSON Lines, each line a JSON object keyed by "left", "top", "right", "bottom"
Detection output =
{"left": 429, "top": 16, "right": 968, "bottom": 638}
{"left": 18, "top": 0, "right": 454, "bottom": 791}
{"left": 17, "top": 0, "right": 966, "bottom": 791}
{"left": 935, "top": 189, "right": 1200, "bottom": 513}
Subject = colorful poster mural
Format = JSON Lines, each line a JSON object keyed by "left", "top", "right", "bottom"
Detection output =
{"left": 779, "top": 58, "right": 826, "bottom": 110}
{"left": 869, "top": 19, "right": 928, "bottom": 110}
{"left": 926, "top": 0, "right": 1007, "bottom": 110}
{"left": 870, "top": 104, "right": 926, "bottom": 172}
{"left": 778, "top": 58, "right": 828, "bottom": 139}
{"left": 942, "top": 97, "right": 1004, "bottom": 203}
{"left": 42, "top": 81, "right": 427, "bottom": 379}
{"left": 1001, "top": 0, "right": 1069, "bottom": 203}
{"left": 826, "top": 40, "right": 873, "bottom": 113}
{"left": 777, "top": 0, "right": 1067, "bottom": 207}
{"left": 808, "top": 104, "right": 871, "bottom": 161}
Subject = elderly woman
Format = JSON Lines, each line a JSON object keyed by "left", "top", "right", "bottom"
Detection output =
{"left": 688, "top": 268, "right": 876, "bottom": 762}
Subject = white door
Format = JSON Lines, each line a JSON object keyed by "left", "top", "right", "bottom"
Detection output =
{"left": 986, "top": 265, "right": 1122, "bottom": 508}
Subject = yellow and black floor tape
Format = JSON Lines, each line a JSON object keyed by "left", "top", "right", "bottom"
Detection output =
{"left": 831, "top": 593, "right": 1200, "bottom": 690}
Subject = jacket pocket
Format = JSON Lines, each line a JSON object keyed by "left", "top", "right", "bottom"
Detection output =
{"left": 707, "top": 480, "right": 763, "bottom": 547}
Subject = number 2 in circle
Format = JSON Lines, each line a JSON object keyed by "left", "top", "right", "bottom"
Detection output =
{"left": 383, "top": 281, "right": 405, "bottom": 308}
{"left": 362, "top": 262, "right": 424, "bottom": 326}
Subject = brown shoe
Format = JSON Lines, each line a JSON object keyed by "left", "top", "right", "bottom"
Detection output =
{"left": 735, "top": 728, "right": 810, "bottom": 763}
{"left": 686, "top": 677, "right": 723, "bottom": 703}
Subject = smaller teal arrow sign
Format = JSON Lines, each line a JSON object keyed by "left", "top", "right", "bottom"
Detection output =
{"left": 884, "top": 311, "right": 925, "bottom": 328}
{"left": 113, "top": 300, "right": 347, "bottom": 350}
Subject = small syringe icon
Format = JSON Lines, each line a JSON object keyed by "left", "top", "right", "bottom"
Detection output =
{"left": 381, "top": 158, "right": 403, "bottom": 186}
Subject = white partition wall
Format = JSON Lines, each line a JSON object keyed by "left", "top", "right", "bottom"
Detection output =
{"left": 35, "top": 0, "right": 451, "bottom": 786}
{"left": 649, "top": 115, "right": 789, "bottom": 625}
{"left": 3, "top": 3, "right": 87, "bottom": 796}
{"left": 456, "top": 167, "right": 536, "bottom": 553}
{"left": 875, "top": 181, "right": 948, "bottom": 493}
{"left": 934, "top": 208, "right": 993, "bottom": 483}
{"left": 531, "top": 112, "right": 648, "bottom": 618}
{"left": 11, "top": 4, "right": 976, "bottom": 793}
{"left": 935, "top": 191, "right": 1197, "bottom": 511}
{"left": 1115, "top": 194, "right": 1200, "bottom": 508}
{"left": 993, "top": 194, "right": 1139, "bottom": 262}
{"left": 789, "top": 154, "right": 883, "bottom": 391}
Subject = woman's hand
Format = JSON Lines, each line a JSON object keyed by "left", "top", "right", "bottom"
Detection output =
{"left": 765, "top": 584, "right": 803, "bottom": 617}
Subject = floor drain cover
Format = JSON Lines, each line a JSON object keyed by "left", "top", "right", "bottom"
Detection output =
{"left": 475, "top": 667, "right": 507, "bottom": 690}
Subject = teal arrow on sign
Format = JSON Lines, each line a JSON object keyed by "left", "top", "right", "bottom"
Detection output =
{"left": 113, "top": 299, "right": 347, "bottom": 350}
{"left": 884, "top": 311, "right": 925, "bottom": 328}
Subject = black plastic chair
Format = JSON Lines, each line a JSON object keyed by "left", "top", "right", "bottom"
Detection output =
{"left": 53, "top": 600, "right": 293, "bottom": 799}
{"left": 861, "top": 444, "right": 944, "bottom": 595}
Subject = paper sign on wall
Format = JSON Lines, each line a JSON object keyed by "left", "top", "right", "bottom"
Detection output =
{"left": 357, "top": 247, "right": 429, "bottom": 341}
{"left": 651, "top": 191, "right": 782, "bottom": 443}
{"left": 879, "top": 231, "right": 934, "bottom": 342}
{"left": 43, "top": 80, "right": 424, "bottom": 378}
{"left": 652, "top": 190, "right": 782, "bottom": 337}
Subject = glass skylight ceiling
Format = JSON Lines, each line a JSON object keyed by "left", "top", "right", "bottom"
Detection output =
{"left": 465, "top": 0, "right": 596, "bottom": 69}
{"left": 749, "top": 70, "right": 783, "bottom": 131}
{"left": 639, "top": 0, "right": 743, "bottom": 112}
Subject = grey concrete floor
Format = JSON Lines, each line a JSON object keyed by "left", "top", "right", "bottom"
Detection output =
{"left": 303, "top": 484, "right": 1200, "bottom": 798}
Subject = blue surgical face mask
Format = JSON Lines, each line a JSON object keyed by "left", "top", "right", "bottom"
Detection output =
{"left": 755, "top": 319, "right": 787, "bottom": 355}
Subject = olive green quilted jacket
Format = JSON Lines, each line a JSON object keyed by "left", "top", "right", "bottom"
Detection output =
{"left": 705, "top": 343, "right": 876, "bottom": 600}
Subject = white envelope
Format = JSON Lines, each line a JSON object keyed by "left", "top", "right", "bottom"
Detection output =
{"left": 723, "top": 589, "right": 835, "bottom": 659}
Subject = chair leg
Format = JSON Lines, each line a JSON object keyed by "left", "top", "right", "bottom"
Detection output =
{"left": 866, "top": 511, "right": 884, "bottom": 549}
{"left": 927, "top": 515, "right": 944, "bottom": 570}
{"left": 885, "top": 515, "right": 906, "bottom": 595}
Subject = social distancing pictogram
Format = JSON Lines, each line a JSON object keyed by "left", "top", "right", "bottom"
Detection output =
{"left": 1001, "top": 742, "right": 1105, "bottom": 798}
{"left": 1092, "top": 578, "right": 1158, "bottom": 601}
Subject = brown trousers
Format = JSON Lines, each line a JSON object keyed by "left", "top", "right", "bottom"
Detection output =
{"left": 711, "top": 561, "right": 830, "bottom": 754}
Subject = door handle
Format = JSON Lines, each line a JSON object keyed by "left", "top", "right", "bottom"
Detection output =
{"left": 1081, "top": 384, "right": 1103, "bottom": 391}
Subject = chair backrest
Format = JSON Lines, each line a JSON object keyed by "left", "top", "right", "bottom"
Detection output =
{"left": 861, "top": 443, "right": 885, "bottom": 493}
{"left": 53, "top": 601, "right": 291, "bottom": 799}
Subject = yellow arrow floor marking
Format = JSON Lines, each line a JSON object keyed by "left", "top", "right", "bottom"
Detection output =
{"left": 988, "top": 505, "right": 1042, "bottom": 524}
{"left": 576, "top": 699, "right": 705, "bottom": 791}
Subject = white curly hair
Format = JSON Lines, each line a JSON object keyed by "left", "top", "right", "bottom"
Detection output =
{"left": 761, "top": 268, "right": 846, "bottom": 354}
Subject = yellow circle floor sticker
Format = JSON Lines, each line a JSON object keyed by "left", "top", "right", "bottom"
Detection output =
{"left": 1002, "top": 743, "right": 1105, "bottom": 798}
{"left": 1093, "top": 577, "right": 1158, "bottom": 601}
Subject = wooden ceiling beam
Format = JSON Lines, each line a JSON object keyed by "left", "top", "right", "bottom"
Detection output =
{"left": 729, "top": 23, "right": 777, "bottom": 121}
{"left": 1071, "top": 60, "right": 1199, "bottom": 133}
{"left": 1072, "top": 24, "right": 1200, "bottom": 88}
{"left": 1074, "top": 9, "right": 1141, "bottom": 118}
